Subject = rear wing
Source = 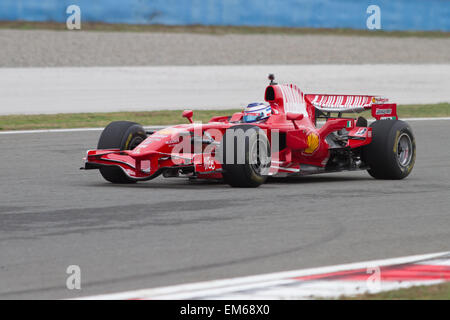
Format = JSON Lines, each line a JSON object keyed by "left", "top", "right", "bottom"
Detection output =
{"left": 264, "top": 83, "right": 398, "bottom": 121}
{"left": 305, "top": 94, "right": 398, "bottom": 120}
{"left": 370, "top": 103, "right": 398, "bottom": 120}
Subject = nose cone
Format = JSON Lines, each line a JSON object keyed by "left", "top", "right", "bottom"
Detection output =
{"left": 128, "top": 126, "right": 191, "bottom": 157}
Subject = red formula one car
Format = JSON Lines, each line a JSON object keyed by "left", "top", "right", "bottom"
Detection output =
{"left": 83, "top": 75, "right": 416, "bottom": 187}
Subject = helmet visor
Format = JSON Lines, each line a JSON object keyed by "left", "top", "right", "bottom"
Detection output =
{"left": 243, "top": 114, "right": 261, "bottom": 123}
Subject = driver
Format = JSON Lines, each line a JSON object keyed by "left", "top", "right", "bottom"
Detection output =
{"left": 242, "top": 102, "right": 272, "bottom": 123}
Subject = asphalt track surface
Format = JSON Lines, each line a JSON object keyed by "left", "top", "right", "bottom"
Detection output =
{"left": 0, "top": 120, "right": 449, "bottom": 299}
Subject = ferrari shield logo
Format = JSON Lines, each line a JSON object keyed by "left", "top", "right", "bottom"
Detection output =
{"left": 304, "top": 133, "right": 319, "bottom": 154}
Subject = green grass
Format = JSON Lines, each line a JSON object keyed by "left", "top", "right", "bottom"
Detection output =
{"left": 0, "top": 109, "right": 241, "bottom": 131}
{"left": 343, "top": 282, "right": 450, "bottom": 300}
{"left": 1, "top": 21, "right": 449, "bottom": 38}
{"left": 0, "top": 103, "right": 448, "bottom": 131}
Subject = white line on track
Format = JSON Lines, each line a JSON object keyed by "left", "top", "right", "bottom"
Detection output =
{"left": 1, "top": 117, "right": 450, "bottom": 135}
{"left": 396, "top": 117, "right": 450, "bottom": 121}
{"left": 80, "top": 251, "right": 449, "bottom": 300}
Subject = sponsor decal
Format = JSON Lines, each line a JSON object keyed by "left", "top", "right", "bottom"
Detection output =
{"left": 375, "top": 108, "right": 392, "bottom": 115}
{"left": 165, "top": 138, "right": 180, "bottom": 145}
{"left": 312, "top": 95, "right": 372, "bottom": 110}
{"left": 304, "top": 133, "right": 319, "bottom": 154}
{"left": 203, "top": 156, "right": 216, "bottom": 171}
{"left": 141, "top": 160, "right": 151, "bottom": 173}
{"left": 133, "top": 138, "right": 153, "bottom": 151}
{"left": 355, "top": 128, "right": 367, "bottom": 136}
{"left": 156, "top": 128, "right": 174, "bottom": 136}
{"left": 373, "top": 96, "right": 389, "bottom": 104}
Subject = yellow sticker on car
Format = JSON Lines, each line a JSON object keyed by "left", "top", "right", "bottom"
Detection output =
{"left": 304, "top": 133, "right": 319, "bottom": 154}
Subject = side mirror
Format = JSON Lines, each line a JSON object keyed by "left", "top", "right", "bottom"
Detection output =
{"left": 286, "top": 112, "right": 304, "bottom": 121}
{"left": 182, "top": 110, "right": 194, "bottom": 123}
{"left": 286, "top": 112, "right": 304, "bottom": 129}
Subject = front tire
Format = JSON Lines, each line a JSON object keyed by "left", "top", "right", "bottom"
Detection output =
{"left": 220, "top": 125, "right": 271, "bottom": 187}
{"left": 362, "top": 120, "right": 416, "bottom": 179}
{"left": 97, "top": 121, "right": 147, "bottom": 183}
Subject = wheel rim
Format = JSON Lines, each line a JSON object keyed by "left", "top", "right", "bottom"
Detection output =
{"left": 249, "top": 136, "right": 270, "bottom": 175}
{"left": 397, "top": 133, "right": 413, "bottom": 167}
{"left": 128, "top": 136, "right": 144, "bottom": 150}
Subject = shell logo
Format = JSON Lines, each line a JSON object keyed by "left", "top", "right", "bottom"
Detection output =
{"left": 157, "top": 128, "right": 174, "bottom": 135}
{"left": 304, "top": 133, "right": 319, "bottom": 154}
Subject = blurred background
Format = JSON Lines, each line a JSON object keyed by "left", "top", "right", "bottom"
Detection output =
{"left": 0, "top": 0, "right": 448, "bottom": 117}
{"left": 0, "top": 0, "right": 449, "bottom": 31}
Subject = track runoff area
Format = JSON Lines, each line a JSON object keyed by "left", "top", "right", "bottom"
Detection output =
{"left": 82, "top": 251, "right": 450, "bottom": 300}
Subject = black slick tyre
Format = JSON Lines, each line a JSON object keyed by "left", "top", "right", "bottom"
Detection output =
{"left": 362, "top": 120, "right": 416, "bottom": 179}
{"left": 220, "top": 125, "right": 271, "bottom": 187}
{"left": 97, "top": 121, "right": 147, "bottom": 183}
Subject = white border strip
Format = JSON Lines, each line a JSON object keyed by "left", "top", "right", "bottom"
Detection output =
{"left": 375, "top": 117, "right": 450, "bottom": 121}
{"left": 81, "top": 251, "right": 449, "bottom": 300}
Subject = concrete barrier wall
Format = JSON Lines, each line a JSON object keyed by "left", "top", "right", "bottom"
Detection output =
{"left": 0, "top": 0, "right": 449, "bottom": 31}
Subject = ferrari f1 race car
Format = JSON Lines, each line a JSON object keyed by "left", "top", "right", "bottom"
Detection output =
{"left": 83, "top": 75, "right": 416, "bottom": 187}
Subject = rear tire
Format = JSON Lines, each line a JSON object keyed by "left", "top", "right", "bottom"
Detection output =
{"left": 97, "top": 121, "right": 147, "bottom": 183}
{"left": 362, "top": 120, "right": 416, "bottom": 179}
{"left": 220, "top": 125, "right": 271, "bottom": 188}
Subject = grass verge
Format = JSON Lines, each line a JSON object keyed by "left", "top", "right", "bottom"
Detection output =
{"left": 0, "top": 109, "right": 241, "bottom": 131}
{"left": 0, "top": 103, "right": 448, "bottom": 131}
{"left": 343, "top": 282, "right": 450, "bottom": 300}
{"left": 1, "top": 21, "right": 449, "bottom": 38}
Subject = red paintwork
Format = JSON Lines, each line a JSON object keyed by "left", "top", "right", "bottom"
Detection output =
{"left": 84, "top": 82, "right": 397, "bottom": 181}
